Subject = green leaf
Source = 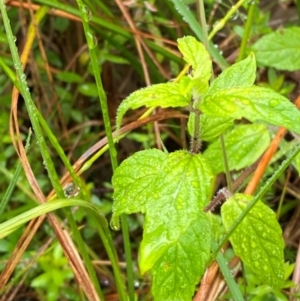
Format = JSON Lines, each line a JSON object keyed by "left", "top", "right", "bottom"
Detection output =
{"left": 31, "top": 272, "right": 51, "bottom": 288}
{"left": 0, "top": 199, "right": 103, "bottom": 239}
{"left": 170, "top": 2, "right": 229, "bottom": 69}
{"left": 177, "top": 36, "right": 212, "bottom": 81}
{"left": 56, "top": 71, "right": 82, "bottom": 83}
{"left": 112, "top": 150, "right": 213, "bottom": 276}
{"left": 78, "top": 82, "right": 98, "bottom": 97}
{"left": 201, "top": 86, "right": 300, "bottom": 134}
{"left": 116, "top": 82, "right": 191, "bottom": 129}
{"left": 209, "top": 53, "right": 256, "bottom": 92}
{"left": 188, "top": 113, "right": 234, "bottom": 141}
{"left": 111, "top": 149, "right": 167, "bottom": 228}
{"left": 203, "top": 124, "right": 270, "bottom": 174}
{"left": 178, "top": 76, "right": 209, "bottom": 104}
{"left": 221, "top": 193, "right": 284, "bottom": 288}
{"left": 151, "top": 212, "right": 211, "bottom": 301}
{"left": 252, "top": 27, "right": 300, "bottom": 71}
{"left": 293, "top": 152, "right": 300, "bottom": 176}
{"left": 140, "top": 151, "right": 212, "bottom": 273}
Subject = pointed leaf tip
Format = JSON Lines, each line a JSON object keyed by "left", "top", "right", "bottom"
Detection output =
{"left": 177, "top": 36, "right": 212, "bottom": 81}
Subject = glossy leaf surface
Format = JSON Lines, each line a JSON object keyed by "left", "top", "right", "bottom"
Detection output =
{"left": 177, "top": 36, "right": 212, "bottom": 81}
{"left": 116, "top": 82, "right": 191, "bottom": 129}
{"left": 151, "top": 212, "right": 211, "bottom": 301}
{"left": 203, "top": 124, "right": 270, "bottom": 174}
{"left": 252, "top": 27, "right": 300, "bottom": 71}
{"left": 201, "top": 86, "right": 300, "bottom": 134}
{"left": 112, "top": 149, "right": 213, "bottom": 300}
{"left": 111, "top": 149, "right": 167, "bottom": 228}
{"left": 221, "top": 193, "right": 284, "bottom": 288}
{"left": 188, "top": 114, "right": 234, "bottom": 141}
{"left": 209, "top": 53, "right": 256, "bottom": 92}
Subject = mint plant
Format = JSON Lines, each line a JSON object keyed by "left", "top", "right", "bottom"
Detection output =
{"left": 111, "top": 36, "right": 300, "bottom": 300}
{"left": 252, "top": 26, "right": 300, "bottom": 71}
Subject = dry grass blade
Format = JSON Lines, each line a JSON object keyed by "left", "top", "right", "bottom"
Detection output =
{"left": 0, "top": 217, "right": 44, "bottom": 290}
{"left": 5, "top": 5, "right": 101, "bottom": 301}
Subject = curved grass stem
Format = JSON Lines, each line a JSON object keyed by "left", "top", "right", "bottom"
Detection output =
{"left": 75, "top": 1, "right": 133, "bottom": 299}
{"left": 237, "top": 1, "right": 258, "bottom": 61}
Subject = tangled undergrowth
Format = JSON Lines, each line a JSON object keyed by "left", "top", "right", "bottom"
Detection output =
{"left": 1, "top": 1, "right": 300, "bottom": 300}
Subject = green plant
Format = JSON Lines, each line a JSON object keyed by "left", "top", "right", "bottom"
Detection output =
{"left": 1, "top": 1, "right": 300, "bottom": 300}
{"left": 31, "top": 244, "right": 74, "bottom": 301}
{"left": 111, "top": 36, "right": 300, "bottom": 300}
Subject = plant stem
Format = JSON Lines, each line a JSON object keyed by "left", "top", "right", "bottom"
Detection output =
{"left": 297, "top": 0, "right": 300, "bottom": 25}
{"left": 220, "top": 135, "right": 233, "bottom": 193}
{"left": 0, "top": 129, "right": 32, "bottom": 216}
{"left": 208, "top": 0, "right": 247, "bottom": 41}
{"left": 216, "top": 250, "right": 244, "bottom": 301}
{"left": 237, "top": 0, "right": 258, "bottom": 62}
{"left": 189, "top": 0, "right": 210, "bottom": 153}
{"left": 0, "top": 3, "right": 104, "bottom": 299}
{"left": 76, "top": 1, "right": 133, "bottom": 299}
{"left": 197, "top": 0, "right": 209, "bottom": 55}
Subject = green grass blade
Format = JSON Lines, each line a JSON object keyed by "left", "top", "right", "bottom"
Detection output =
{"left": 237, "top": 1, "right": 258, "bottom": 61}
{"left": 34, "top": 0, "right": 181, "bottom": 67}
{"left": 216, "top": 250, "right": 245, "bottom": 301}
{"left": 75, "top": 1, "right": 132, "bottom": 300}
{"left": 0, "top": 129, "right": 32, "bottom": 216}
{"left": 208, "top": 0, "right": 247, "bottom": 41}
{"left": 0, "top": 4, "right": 104, "bottom": 299}
{"left": 0, "top": 199, "right": 98, "bottom": 239}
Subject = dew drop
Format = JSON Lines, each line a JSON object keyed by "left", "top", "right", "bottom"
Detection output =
{"left": 269, "top": 99, "right": 279, "bottom": 107}
{"left": 241, "top": 14, "right": 247, "bottom": 22}
{"left": 20, "top": 74, "right": 27, "bottom": 81}
{"left": 231, "top": 11, "right": 239, "bottom": 21}
{"left": 63, "top": 182, "right": 80, "bottom": 198}
{"left": 134, "top": 280, "right": 140, "bottom": 288}
{"left": 14, "top": 63, "right": 21, "bottom": 71}
{"left": 110, "top": 219, "right": 119, "bottom": 231}
{"left": 82, "top": 5, "right": 92, "bottom": 22}
{"left": 86, "top": 31, "right": 97, "bottom": 49}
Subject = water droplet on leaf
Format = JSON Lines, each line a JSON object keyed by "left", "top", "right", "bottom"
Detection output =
{"left": 82, "top": 5, "right": 92, "bottom": 22}
{"left": 269, "top": 99, "right": 279, "bottom": 107}
{"left": 63, "top": 182, "right": 80, "bottom": 198}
